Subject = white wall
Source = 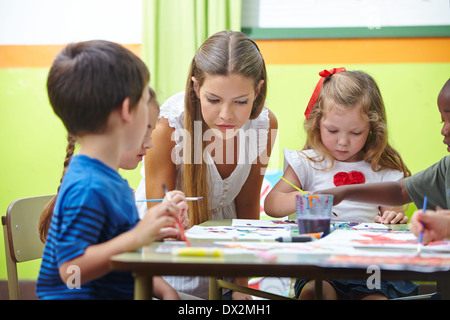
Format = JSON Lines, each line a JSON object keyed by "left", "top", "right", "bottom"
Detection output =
{"left": 0, "top": 0, "right": 142, "bottom": 45}
{"left": 242, "top": 0, "right": 450, "bottom": 29}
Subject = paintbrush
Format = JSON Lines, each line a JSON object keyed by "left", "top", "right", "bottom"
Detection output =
{"left": 162, "top": 184, "right": 191, "bottom": 247}
{"left": 417, "top": 196, "right": 428, "bottom": 256}
{"left": 279, "top": 176, "right": 307, "bottom": 194}
{"left": 136, "top": 197, "right": 203, "bottom": 202}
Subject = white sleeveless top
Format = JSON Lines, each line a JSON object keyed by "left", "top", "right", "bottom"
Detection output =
{"left": 284, "top": 148, "right": 404, "bottom": 223}
{"left": 134, "top": 91, "right": 270, "bottom": 299}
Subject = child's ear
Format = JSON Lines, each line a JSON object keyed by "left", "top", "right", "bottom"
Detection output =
{"left": 119, "top": 97, "right": 132, "bottom": 124}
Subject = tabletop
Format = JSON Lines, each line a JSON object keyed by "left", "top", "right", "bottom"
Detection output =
{"left": 110, "top": 219, "right": 450, "bottom": 300}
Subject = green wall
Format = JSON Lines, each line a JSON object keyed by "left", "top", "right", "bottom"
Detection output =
{"left": 266, "top": 63, "right": 449, "bottom": 174}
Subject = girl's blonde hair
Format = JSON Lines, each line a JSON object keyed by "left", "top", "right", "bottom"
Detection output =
{"left": 39, "top": 87, "right": 159, "bottom": 243}
{"left": 183, "top": 30, "right": 267, "bottom": 226}
{"left": 303, "top": 70, "right": 410, "bottom": 177}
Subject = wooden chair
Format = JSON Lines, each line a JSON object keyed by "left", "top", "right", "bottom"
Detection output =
{"left": 2, "top": 195, "right": 54, "bottom": 300}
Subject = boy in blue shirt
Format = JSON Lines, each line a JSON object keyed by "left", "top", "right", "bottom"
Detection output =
{"left": 37, "top": 40, "right": 185, "bottom": 299}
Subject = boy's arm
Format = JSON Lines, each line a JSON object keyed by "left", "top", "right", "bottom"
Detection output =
{"left": 59, "top": 227, "right": 143, "bottom": 284}
{"left": 59, "top": 202, "right": 179, "bottom": 285}
{"left": 319, "top": 180, "right": 411, "bottom": 207}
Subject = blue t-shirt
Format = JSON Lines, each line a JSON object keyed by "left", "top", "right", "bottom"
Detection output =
{"left": 37, "top": 155, "right": 139, "bottom": 299}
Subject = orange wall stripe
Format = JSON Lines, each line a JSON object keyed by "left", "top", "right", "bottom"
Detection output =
{"left": 1, "top": 38, "right": 448, "bottom": 68}
{"left": 256, "top": 37, "right": 450, "bottom": 65}
{"left": 0, "top": 44, "right": 142, "bottom": 68}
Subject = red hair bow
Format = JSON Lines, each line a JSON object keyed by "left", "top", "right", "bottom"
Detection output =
{"left": 304, "top": 67, "right": 346, "bottom": 119}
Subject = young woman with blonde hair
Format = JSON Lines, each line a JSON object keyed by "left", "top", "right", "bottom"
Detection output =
{"left": 135, "top": 30, "right": 278, "bottom": 299}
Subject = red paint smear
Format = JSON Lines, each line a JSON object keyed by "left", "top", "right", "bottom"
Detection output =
{"left": 353, "top": 233, "right": 447, "bottom": 246}
{"left": 329, "top": 255, "right": 450, "bottom": 266}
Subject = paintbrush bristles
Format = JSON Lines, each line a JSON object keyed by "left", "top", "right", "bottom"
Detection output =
{"left": 416, "top": 244, "right": 422, "bottom": 256}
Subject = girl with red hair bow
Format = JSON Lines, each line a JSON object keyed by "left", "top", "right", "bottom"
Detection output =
{"left": 264, "top": 68, "right": 417, "bottom": 300}
{"left": 265, "top": 68, "right": 410, "bottom": 223}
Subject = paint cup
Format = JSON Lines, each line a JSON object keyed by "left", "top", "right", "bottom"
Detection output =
{"left": 296, "top": 194, "right": 333, "bottom": 236}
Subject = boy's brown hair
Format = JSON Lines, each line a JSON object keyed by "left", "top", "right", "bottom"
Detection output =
{"left": 47, "top": 40, "right": 150, "bottom": 135}
{"left": 39, "top": 87, "right": 159, "bottom": 243}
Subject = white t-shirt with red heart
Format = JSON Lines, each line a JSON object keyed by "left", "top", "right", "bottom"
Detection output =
{"left": 283, "top": 148, "right": 404, "bottom": 223}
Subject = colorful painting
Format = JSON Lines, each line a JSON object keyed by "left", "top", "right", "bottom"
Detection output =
{"left": 185, "top": 225, "right": 291, "bottom": 241}
{"left": 231, "top": 219, "right": 296, "bottom": 228}
{"left": 320, "top": 229, "right": 450, "bottom": 253}
{"left": 156, "top": 240, "right": 326, "bottom": 256}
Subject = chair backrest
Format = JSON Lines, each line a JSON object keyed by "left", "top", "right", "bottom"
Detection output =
{"left": 2, "top": 195, "right": 54, "bottom": 299}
